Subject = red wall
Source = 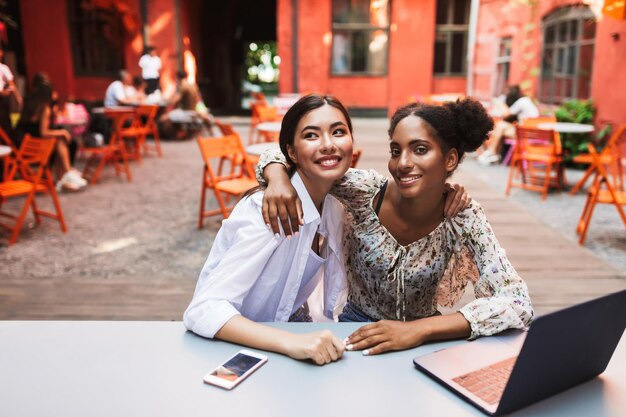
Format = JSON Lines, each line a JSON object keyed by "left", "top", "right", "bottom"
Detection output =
{"left": 474, "top": 0, "right": 626, "bottom": 127}
{"left": 18, "top": 0, "right": 184, "bottom": 102}
{"left": 277, "top": 0, "right": 442, "bottom": 111}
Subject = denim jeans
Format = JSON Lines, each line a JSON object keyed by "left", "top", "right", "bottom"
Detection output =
{"left": 288, "top": 303, "right": 313, "bottom": 322}
{"left": 338, "top": 301, "right": 375, "bottom": 322}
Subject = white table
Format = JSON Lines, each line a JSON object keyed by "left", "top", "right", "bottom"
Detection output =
{"left": 246, "top": 142, "right": 279, "bottom": 156}
{"left": 256, "top": 121, "right": 282, "bottom": 134}
{"left": 0, "top": 145, "right": 11, "bottom": 158}
{"left": 1, "top": 321, "right": 624, "bottom": 417}
{"left": 537, "top": 122, "right": 594, "bottom": 133}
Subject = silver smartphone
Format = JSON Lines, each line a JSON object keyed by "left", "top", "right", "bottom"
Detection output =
{"left": 203, "top": 349, "right": 268, "bottom": 390}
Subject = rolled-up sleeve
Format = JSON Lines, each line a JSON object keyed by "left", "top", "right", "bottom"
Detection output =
{"left": 183, "top": 194, "right": 280, "bottom": 338}
{"left": 457, "top": 204, "right": 534, "bottom": 339}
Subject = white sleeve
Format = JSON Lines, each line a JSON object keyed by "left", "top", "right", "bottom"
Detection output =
{"left": 183, "top": 194, "right": 281, "bottom": 338}
{"left": 113, "top": 82, "right": 126, "bottom": 102}
{"left": 138, "top": 55, "right": 147, "bottom": 69}
{"left": 1, "top": 65, "right": 14, "bottom": 82}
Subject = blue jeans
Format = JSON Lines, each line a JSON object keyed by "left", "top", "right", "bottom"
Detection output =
{"left": 338, "top": 301, "right": 375, "bottom": 322}
{"left": 288, "top": 303, "right": 312, "bottom": 322}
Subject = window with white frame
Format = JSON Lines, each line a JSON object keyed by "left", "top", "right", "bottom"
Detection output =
{"left": 331, "top": 0, "right": 390, "bottom": 76}
{"left": 539, "top": 6, "right": 596, "bottom": 104}
{"left": 494, "top": 37, "right": 512, "bottom": 97}
{"left": 433, "top": 0, "right": 470, "bottom": 76}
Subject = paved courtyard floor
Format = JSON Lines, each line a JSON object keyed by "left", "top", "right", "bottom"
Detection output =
{"left": 0, "top": 117, "right": 624, "bottom": 320}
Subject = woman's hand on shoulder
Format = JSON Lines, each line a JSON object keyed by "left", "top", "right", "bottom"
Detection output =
{"left": 283, "top": 330, "right": 345, "bottom": 365}
{"left": 443, "top": 182, "right": 471, "bottom": 218}
{"left": 262, "top": 172, "right": 303, "bottom": 236}
{"left": 344, "top": 320, "right": 429, "bottom": 355}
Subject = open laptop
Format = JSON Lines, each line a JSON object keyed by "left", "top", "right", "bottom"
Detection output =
{"left": 413, "top": 289, "right": 626, "bottom": 415}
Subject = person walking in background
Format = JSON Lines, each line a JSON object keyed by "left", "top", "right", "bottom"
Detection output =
{"left": 139, "top": 46, "right": 161, "bottom": 95}
{"left": 0, "top": 44, "right": 22, "bottom": 136}
{"left": 15, "top": 73, "right": 86, "bottom": 191}
{"left": 478, "top": 85, "right": 539, "bottom": 165}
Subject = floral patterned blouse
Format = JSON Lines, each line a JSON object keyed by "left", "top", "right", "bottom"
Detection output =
{"left": 257, "top": 151, "right": 533, "bottom": 338}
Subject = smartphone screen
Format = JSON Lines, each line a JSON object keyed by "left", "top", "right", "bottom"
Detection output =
{"left": 209, "top": 352, "right": 263, "bottom": 382}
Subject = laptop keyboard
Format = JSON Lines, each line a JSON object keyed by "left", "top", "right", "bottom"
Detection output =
{"left": 452, "top": 356, "right": 517, "bottom": 405}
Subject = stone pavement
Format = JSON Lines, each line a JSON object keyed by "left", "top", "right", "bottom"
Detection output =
{"left": 0, "top": 117, "right": 624, "bottom": 320}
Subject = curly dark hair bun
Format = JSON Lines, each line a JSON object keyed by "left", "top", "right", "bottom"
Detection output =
{"left": 444, "top": 98, "right": 494, "bottom": 154}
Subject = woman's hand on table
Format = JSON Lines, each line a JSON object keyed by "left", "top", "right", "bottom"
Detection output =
{"left": 283, "top": 330, "right": 345, "bottom": 365}
{"left": 344, "top": 320, "right": 428, "bottom": 356}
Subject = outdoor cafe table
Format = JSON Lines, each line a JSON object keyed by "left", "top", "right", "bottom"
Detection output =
{"left": 1, "top": 321, "right": 625, "bottom": 417}
{"left": 0, "top": 145, "right": 11, "bottom": 158}
{"left": 537, "top": 122, "right": 595, "bottom": 134}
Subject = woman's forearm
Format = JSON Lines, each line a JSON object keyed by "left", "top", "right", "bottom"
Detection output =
{"left": 216, "top": 315, "right": 294, "bottom": 355}
{"left": 413, "top": 312, "right": 471, "bottom": 344}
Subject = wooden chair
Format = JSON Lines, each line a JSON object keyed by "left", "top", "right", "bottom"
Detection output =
{"left": 569, "top": 124, "right": 625, "bottom": 195}
{"left": 119, "top": 105, "right": 163, "bottom": 161}
{"left": 505, "top": 126, "right": 564, "bottom": 200}
{"left": 502, "top": 116, "right": 557, "bottom": 165}
{"left": 0, "top": 136, "right": 67, "bottom": 245}
{"left": 351, "top": 148, "right": 362, "bottom": 168}
{"left": 576, "top": 144, "right": 626, "bottom": 244}
{"left": 82, "top": 109, "right": 133, "bottom": 184}
{"left": 214, "top": 121, "right": 248, "bottom": 177}
{"left": 197, "top": 134, "right": 258, "bottom": 227}
{"left": 0, "top": 126, "right": 20, "bottom": 180}
{"left": 250, "top": 104, "right": 280, "bottom": 144}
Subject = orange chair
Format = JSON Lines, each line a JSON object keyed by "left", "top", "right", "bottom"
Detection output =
{"left": 519, "top": 116, "right": 558, "bottom": 128}
{"left": 576, "top": 144, "right": 626, "bottom": 244}
{"left": 351, "top": 148, "right": 363, "bottom": 168}
{"left": 119, "top": 105, "right": 163, "bottom": 161}
{"left": 569, "top": 124, "right": 625, "bottom": 195}
{"left": 0, "top": 136, "right": 67, "bottom": 245}
{"left": 250, "top": 104, "right": 280, "bottom": 144}
{"left": 0, "top": 126, "right": 20, "bottom": 180}
{"left": 82, "top": 109, "right": 133, "bottom": 184}
{"left": 505, "top": 126, "right": 564, "bottom": 200}
{"left": 197, "top": 134, "right": 258, "bottom": 227}
{"left": 214, "top": 121, "right": 249, "bottom": 177}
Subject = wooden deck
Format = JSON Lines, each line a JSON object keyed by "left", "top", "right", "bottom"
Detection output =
{"left": 0, "top": 117, "right": 624, "bottom": 320}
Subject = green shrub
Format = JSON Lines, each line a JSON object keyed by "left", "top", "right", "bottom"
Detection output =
{"left": 554, "top": 99, "right": 595, "bottom": 162}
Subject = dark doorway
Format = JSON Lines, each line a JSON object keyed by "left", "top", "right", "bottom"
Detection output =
{"left": 195, "top": 0, "right": 276, "bottom": 114}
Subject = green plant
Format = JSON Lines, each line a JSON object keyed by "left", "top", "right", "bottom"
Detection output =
{"left": 554, "top": 99, "right": 595, "bottom": 162}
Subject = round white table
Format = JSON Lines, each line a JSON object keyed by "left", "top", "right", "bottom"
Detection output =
{"left": 246, "top": 142, "right": 279, "bottom": 156}
{"left": 537, "top": 122, "right": 594, "bottom": 133}
{"left": 256, "top": 122, "right": 282, "bottom": 134}
{"left": 0, "top": 145, "right": 12, "bottom": 158}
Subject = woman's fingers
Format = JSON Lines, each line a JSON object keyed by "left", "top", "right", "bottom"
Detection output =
{"left": 363, "top": 341, "right": 392, "bottom": 356}
{"left": 267, "top": 202, "right": 281, "bottom": 235}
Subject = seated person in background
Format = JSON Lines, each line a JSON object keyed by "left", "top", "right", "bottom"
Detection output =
{"left": 103, "top": 70, "right": 135, "bottom": 107}
{"left": 478, "top": 85, "right": 539, "bottom": 165}
{"left": 124, "top": 76, "right": 146, "bottom": 105}
{"left": 15, "top": 72, "right": 86, "bottom": 191}
{"left": 161, "top": 71, "right": 213, "bottom": 138}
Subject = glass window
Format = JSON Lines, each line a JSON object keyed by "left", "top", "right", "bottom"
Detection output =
{"left": 494, "top": 37, "right": 512, "bottom": 96}
{"left": 67, "top": 0, "right": 126, "bottom": 77}
{"left": 331, "top": 0, "right": 390, "bottom": 76}
{"left": 539, "top": 5, "right": 595, "bottom": 104}
{"left": 433, "top": 0, "right": 470, "bottom": 76}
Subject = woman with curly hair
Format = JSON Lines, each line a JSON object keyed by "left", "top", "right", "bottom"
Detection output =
{"left": 258, "top": 98, "right": 533, "bottom": 356}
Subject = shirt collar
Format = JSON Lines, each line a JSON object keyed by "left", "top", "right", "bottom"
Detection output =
{"left": 291, "top": 172, "right": 320, "bottom": 225}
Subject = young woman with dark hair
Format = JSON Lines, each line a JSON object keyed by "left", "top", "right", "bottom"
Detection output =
{"left": 16, "top": 73, "right": 86, "bottom": 191}
{"left": 258, "top": 98, "right": 533, "bottom": 356}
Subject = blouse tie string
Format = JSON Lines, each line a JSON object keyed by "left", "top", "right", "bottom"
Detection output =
{"left": 387, "top": 246, "right": 408, "bottom": 322}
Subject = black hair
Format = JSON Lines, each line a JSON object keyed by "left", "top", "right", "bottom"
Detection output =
{"left": 176, "top": 70, "right": 187, "bottom": 80}
{"left": 279, "top": 94, "right": 352, "bottom": 175}
{"left": 505, "top": 85, "right": 523, "bottom": 107}
{"left": 388, "top": 97, "right": 493, "bottom": 167}
{"left": 132, "top": 76, "right": 145, "bottom": 88}
{"left": 20, "top": 72, "right": 54, "bottom": 124}
{"left": 145, "top": 46, "right": 155, "bottom": 54}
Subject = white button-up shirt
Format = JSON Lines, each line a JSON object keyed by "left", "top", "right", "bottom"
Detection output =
{"left": 183, "top": 172, "right": 347, "bottom": 338}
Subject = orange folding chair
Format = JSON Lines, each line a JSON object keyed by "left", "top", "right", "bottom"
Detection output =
{"left": 0, "top": 136, "right": 67, "bottom": 245}
{"left": 569, "top": 124, "right": 625, "bottom": 195}
{"left": 576, "top": 144, "right": 626, "bottom": 244}
{"left": 197, "top": 134, "right": 258, "bottom": 227}
{"left": 505, "top": 126, "right": 564, "bottom": 200}
{"left": 119, "top": 105, "right": 163, "bottom": 161}
{"left": 0, "top": 126, "right": 20, "bottom": 180}
{"left": 82, "top": 109, "right": 133, "bottom": 184}
{"left": 351, "top": 148, "right": 363, "bottom": 168}
{"left": 214, "top": 121, "right": 249, "bottom": 177}
{"left": 250, "top": 104, "right": 280, "bottom": 144}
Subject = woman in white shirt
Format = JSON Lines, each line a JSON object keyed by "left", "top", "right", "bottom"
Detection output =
{"left": 139, "top": 46, "right": 162, "bottom": 95}
{"left": 184, "top": 94, "right": 354, "bottom": 365}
